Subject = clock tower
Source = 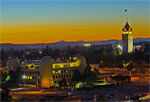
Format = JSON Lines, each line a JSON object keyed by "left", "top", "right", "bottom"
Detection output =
{"left": 122, "top": 22, "right": 133, "bottom": 53}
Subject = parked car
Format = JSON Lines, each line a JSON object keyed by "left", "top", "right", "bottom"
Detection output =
{"left": 106, "top": 93, "right": 116, "bottom": 98}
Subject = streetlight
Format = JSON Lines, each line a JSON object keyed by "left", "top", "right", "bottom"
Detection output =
{"left": 23, "top": 75, "right": 25, "bottom": 85}
{"left": 23, "top": 75, "right": 25, "bottom": 79}
{"left": 118, "top": 45, "right": 122, "bottom": 49}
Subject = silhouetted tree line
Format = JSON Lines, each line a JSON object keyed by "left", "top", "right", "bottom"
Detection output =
{"left": 1, "top": 42, "right": 149, "bottom": 68}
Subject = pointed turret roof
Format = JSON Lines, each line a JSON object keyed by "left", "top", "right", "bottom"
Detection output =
{"left": 122, "top": 22, "right": 132, "bottom": 32}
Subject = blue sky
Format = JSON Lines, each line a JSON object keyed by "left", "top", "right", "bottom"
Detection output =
{"left": 1, "top": 0, "right": 149, "bottom": 43}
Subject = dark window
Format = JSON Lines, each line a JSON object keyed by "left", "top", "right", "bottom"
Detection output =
{"left": 35, "top": 71, "right": 37, "bottom": 74}
{"left": 64, "top": 75, "right": 65, "bottom": 78}
{"left": 61, "top": 75, "right": 63, "bottom": 78}
{"left": 56, "top": 76, "right": 57, "bottom": 78}
{"left": 38, "top": 71, "right": 40, "bottom": 74}
{"left": 33, "top": 71, "right": 34, "bottom": 74}
{"left": 53, "top": 76, "right": 55, "bottom": 79}
{"left": 69, "top": 74, "right": 71, "bottom": 77}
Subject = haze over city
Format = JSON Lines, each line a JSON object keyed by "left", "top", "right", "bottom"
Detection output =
{"left": 1, "top": 0, "right": 149, "bottom": 44}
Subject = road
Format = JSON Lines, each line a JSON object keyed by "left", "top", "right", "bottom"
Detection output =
{"left": 9, "top": 82, "right": 150, "bottom": 101}
{"left": 10, "top": 90, "right": 67, "bottom": 101}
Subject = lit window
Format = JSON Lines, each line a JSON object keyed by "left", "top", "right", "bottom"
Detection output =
{"left": 53, "top": 71, "right": 55, "bottom": 74}
{"left": 58, "top": 70, "right": 61, "bottom": 73}
{"left": 30, "top": 76, "right": 32, "bottom": 79}
{"left": 25, "top": 76, "right": 28, "bottom": 79}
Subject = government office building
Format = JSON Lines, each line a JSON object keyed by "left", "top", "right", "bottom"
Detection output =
{"left": 7, "top": 54, "right": 86, "bottom": 88}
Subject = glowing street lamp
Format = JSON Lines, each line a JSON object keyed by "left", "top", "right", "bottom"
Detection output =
{"left": 23, "top": 75, "right": 26, "bottom": 85}
{"left": 118, "top": 45, "right": 122, "bottom": 49}
{"left": 23, "top": 75, "right": 25, "bottom": 79}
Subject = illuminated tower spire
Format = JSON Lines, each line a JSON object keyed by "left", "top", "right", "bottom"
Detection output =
{"left": 122, "top": 9, "right": 133, "bottom": 53}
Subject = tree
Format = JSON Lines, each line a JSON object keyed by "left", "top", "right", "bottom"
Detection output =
{"left": 1, "top": 49, "right": 6, "bottom": 60}
{"left": 1, "top": 87, "right": 12, "bottom": 101}
{"left": 8, "top": 70, "right": 15, "bottom": 83}
{"left": 83, "top": 64, "right": 97, "bottom": 82}
{"left": 59, "top": 78, "right": 67, "bottom": 87}
{"left": 0, "top": 71, "right": 7, "bottom": 82}
{"left": 97, "top": 88, "right": 108, "bottom": 102}
{"left": 15, "top": 67, "right": 23, "bottom": 83}
{"left": 71, "top": 69, "right": 82, "bottom": 82}
{"left": 127, "top": 62, "right": 134, "bottom": 76}
{"left": 93, "top": 67, "right": 100, "bottom": 77}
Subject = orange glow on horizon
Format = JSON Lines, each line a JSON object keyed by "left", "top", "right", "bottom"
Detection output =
{"left": 1, "top": 24, "right": 149, "bottom": 44}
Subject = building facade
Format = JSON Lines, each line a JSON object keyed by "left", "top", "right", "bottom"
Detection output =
{"left": 7, "top": 54, "right": 86, "bottom": 88}
{"left": 122, "top": 22, "right": 133, "bottom": 53}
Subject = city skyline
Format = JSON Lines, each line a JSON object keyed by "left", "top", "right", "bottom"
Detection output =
{"left": 1, "top": 0, "right": 149, "bottom": 44}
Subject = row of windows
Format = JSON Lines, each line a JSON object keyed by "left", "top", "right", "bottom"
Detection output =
{"left": 22, "top": 71, "right": 40, "bottom": 75}
{"left": 26, "top": 81, "right": 40, "bottom": 85}
{"left": 53, "top": 79, "right": 70, "bottom": 84}
{"left": 54, "top": 64, "right": 76, "bottom": 68}
{"left": 53, "top": 69, "right": 74, "bottom": 74}
{"left": 53, "top": 74, "right": 71, "bottom": 79}
{"left": 24, "top": 66, "right": 39, "bottom": 69}
{"left": 24, "top": 76, "right": 40, "bottom": 80}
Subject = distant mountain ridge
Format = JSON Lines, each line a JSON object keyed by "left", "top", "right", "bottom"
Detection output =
{"left": 1, "top": 38, "right": 149, "bottom": 51}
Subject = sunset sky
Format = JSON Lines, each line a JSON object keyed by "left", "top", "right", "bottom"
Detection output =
{"left": 1, "top": 0, "right": 149, "bottom": 44}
